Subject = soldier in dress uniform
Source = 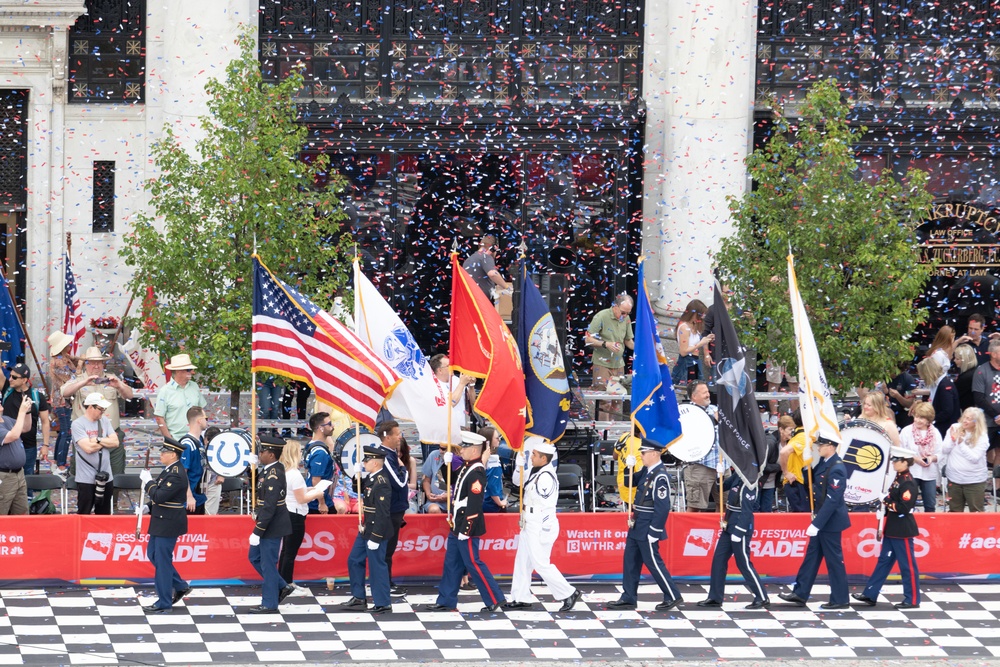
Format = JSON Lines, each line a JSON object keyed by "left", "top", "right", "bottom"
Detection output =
{"left": 340, "top": 445, "right": 393, "bottom": 614}
{"left": 139, "top": 438, "right": 191, "bottom": 613}
{"left": 247, "top": 434, "right": 294, "bottom": 614}
{"left": 426, "top": 431, "right": 506, "bottom": 613}
{"left": 698, "top": 469, "right": 769, "bottom": 610}
{"left": 505, "top": 436, "right": 582, "bottom": 612}
{"left": 779, "top": 436, "right": 851, "bottom": 609}
{"left": 852, "top": 446, "right": 921, "bottom": 610}
{"left": 607, "top": 438, "right": 682, "bottom": 611}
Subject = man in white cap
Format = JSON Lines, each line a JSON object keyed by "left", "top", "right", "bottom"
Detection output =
{"left": 71, "top": 392, "right": 119, "bottom": 515}
{"left": 155, "top": 354, "right": 206, "bottom": 440}
{"left": 505, "top": 436, "right": 581, "bottom": 612}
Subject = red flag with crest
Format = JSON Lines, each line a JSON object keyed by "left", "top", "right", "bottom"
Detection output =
{"left": 449, "top": 254, "right": 527, "bottom": 450}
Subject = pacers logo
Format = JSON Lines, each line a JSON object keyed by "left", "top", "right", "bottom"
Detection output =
{"left": 843, "top": 442, "right": 883, "bottom": 473}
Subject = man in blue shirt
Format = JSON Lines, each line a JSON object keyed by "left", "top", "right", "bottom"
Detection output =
{"left": 178, "top": 406, "right": 207, "bottom": 514}
{"left": 304, "top": 412, "right": 336, "bottom": 514}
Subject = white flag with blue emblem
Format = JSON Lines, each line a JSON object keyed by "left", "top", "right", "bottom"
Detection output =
{"left": 354, "top": 260, "right": 461, "bottom": 445}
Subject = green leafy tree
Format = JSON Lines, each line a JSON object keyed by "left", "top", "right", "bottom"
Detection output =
{"left": 715, "top": 78, "right": 934, "bottom": 393}
{"left": 120, "top": 29, "right": 351, "bottom": 420}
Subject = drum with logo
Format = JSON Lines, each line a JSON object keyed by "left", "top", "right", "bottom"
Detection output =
{"left": 668, "top": 403, "right": 717, "bottom": 462}
{"left": 334, "top": 426, "right": 380, "bottom": 479}
{"left": 837, "top": 419, "right": 894, "bottom": 505}
{"left": 206, "top": 428, "right": 254, "bottom": 478}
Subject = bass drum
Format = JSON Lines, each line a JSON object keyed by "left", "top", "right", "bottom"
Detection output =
{"left": 669, "top": 403, "right": 717, "bottom": 462}
{"left": 207, "top": 428, "right": 253, "bottom": 478}
{"left": 837, "top": 419, "right": 893, "bottom": 505}
{"left": 334, "top": 426, "right": 381, "bottom": 479}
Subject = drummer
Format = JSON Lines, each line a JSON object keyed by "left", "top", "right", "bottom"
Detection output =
{"left": 684, "top": 382, "right": 725, "bottom": 512}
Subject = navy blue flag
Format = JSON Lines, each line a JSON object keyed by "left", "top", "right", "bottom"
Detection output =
{"left": 711, "top": 280, "right": 769, "bottom": 487}
{"left": 630, "top": 260, "right": 682, "bottom": 448}
{"left": 0, "top": 268, "right": 23, "bottom": 375}
{"left": 517, "top": 263, "right": 570, "bottom": 442}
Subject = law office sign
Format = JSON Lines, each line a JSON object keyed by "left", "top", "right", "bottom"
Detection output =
{"left": 918, "top": 202, "right": 1000, "bottom": 277}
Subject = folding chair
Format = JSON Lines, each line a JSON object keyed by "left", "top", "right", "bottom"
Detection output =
{"left": 24, "top": 474, "right": 67, "bottom": 515}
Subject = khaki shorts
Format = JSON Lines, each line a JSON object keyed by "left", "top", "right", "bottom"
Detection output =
{"left": 683, "top": 463, "right": 717, "bottom": 510}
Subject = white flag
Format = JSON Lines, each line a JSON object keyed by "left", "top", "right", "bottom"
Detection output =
{"left": 353, "top": 260, "right": 461, "bottom": 445}
{"left": 119, "top": 334, "right": 167, "bottom": 392}
{"left": 788, "top": 252, "right": 842, "bottom": 464}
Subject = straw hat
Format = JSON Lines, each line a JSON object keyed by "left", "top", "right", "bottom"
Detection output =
{"left": 165, "top": 353, "right": 197, "bottom": 370}
{"left": 82, "top": 346, "right": 109, "bottom": 362}
{"left": 47, "top": 331, "right": 73, "bottom": 356}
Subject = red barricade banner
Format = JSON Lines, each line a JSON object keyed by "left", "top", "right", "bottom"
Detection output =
{"left": 1, "top": 512, "right": 997, "bottom": 583}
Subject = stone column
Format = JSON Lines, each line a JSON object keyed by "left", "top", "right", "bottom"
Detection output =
{"left": 641, "top": 0, "right": 757, "bottom": 313}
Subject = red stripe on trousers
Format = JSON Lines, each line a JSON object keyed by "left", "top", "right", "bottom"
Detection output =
{"left": 467, "top": 538, "right": 497, "bottom": 605}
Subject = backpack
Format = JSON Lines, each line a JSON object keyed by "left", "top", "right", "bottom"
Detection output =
{"left": 3, "top": 387, "right": 40, "bottom": 408}
{"left": 29, "top": 489, "right": 57, "bottom": 515}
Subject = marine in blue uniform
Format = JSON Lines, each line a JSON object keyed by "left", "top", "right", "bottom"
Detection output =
{"left": 426, "top": 431, "right": 506, "bottom": 613}
{"left": 698, "top": 471, "right": 769, "bottom": 609}
{"left": 608, "top": 439, "right": 682, "bottom": 611}
{"left": 853, "top": 446, "right": 921, "bottom": 609}
{"left": 340, "top": 445, "right": 394, "bottom": 614}
{"left": 247, "top": 434, "right": 294, "bottom": 613}
{"left": 779, "top": 436, "right": 851, "bottom": 609}
{"left": 139, "top": 438, "right": 191, "bottom": 613}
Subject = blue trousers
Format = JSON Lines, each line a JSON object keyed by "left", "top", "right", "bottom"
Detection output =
{"left": 758, "top": 487, "right": 776, "bottom": 513}
{"left": 621, "top": 534, "right": 680, "bottom": 604}
{"left": 54, "top": 406, "right": 72, "bottom": 467}
{"left": 792, "top": 530, "right": 848, "bottom": 604}
{"left": 707, "top": 532, "right": 768, "bottom": 603}
{"left": 785, "top": 482, "right": 810, "bottom": 512}
{"left": 347, "top": 535, "right": 391, "bottom": 607}
{"left": 147, "top": 535, "right": 187, "bottom": 610}
{"left": 916, "top": 478, "right": 937, "bottom": 513}
{"left": 436, "top": 533, "right": 505, "bottom": 608}
{"left": 862, "top": 536, "right": 920, "bottom": 605}
{"left": 249, "top": 537, "right": 286, "bottom": 609}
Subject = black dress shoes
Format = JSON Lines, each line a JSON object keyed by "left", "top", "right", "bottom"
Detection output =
{"left": 142, "top": 605, "right": 172, "bottom": 614}
{"left": 248, "top": 605, "right": 278, "bottom": 614}
{"left": 655, "top": 598, "right": 682, "bottom": 611}
{"left": 697, "top": 599, "right": 722, "bottom": 608}
{"left": 503, "top": 601, "right": 533, "bottom": 610}
{"left": 820, "top": 602, "right": 850, "bottom": 610}
{"left": 480, "top": 603, "right": 503, "bottom": 613}
{"left": 339, "top": 596, "right": 368, "bottom": 609}
{"left": 894, "top": 602, "right": 920, "bottom": 610}
{"left": 278, "top": 584, "right": 295, "bottom": 604}
{"left": 778, "top": 592, "right": 807, "bottom": 606}
{"left": 745, "top": 599, "right": 770, "bottom": 610}
{"left": 172, "top": 588, "right": 191, "bottom": 605}
{"left": 606, "top": 599, "right": 637, "bottom": 610}
{"left": 390, "top": 583, "right": 407, "bottom": 596}
{"left": 424, "top": 604, "right": 457, "bottom": 612}
{"left": 370, "top": 605, "right": 392, "bottom": 615}
{"left": 559, "top": 589, "right": 583, "bottom": 612}
{"left": 851, "top": 593, "right": 877, "bottom": 606}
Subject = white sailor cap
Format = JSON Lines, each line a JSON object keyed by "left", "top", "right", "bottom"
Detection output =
{"left": 532, "top": 440, "right": 557, "bottom": 456}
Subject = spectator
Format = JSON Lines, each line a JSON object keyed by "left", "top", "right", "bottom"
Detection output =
{"left": 303, "top": 412, "right": 337, "bottom": 514}
{"left": 399, "top": 434, "right": 418, "bottom": 513}
{"left": 670, "top": 299, "right": 712, "bottom": 385}
{"left": 278, "top": 440, "right": 332, "bottom": 586}
{"left": 761, "top": 415, "right": 793, "bottom": 512}
{"left": 916, "top": 357, "right": 960, "bottom": 437}
{"left": 885, "top": 360, "right": 917, "bottom": 429}
{"left": 0, "top": 394, "right": 32, "bottom": 515}
{"left": 860, "top": 392, "right": 901, "bottom": 446}
{"left": 972, "top": 338, "right": 1000, "bottom": 466}
{"left": 428, "top": 353, "right": 475, "bottom": 444}
{"left": 954, "top": 344, "right": 979, "bottom": 411}
{"left": 154, "top": 354, "right": 206, "bottom": 440}
{"left": 480, "top": 426, "right": 507, "bottom": 513}
{"left": 942, "top": 407, "right": 989, "bottom": 513}
{"left": 462, "top": 234, "right": 512, "bottom": 301}
{"left": 178, "top": 406, "right": 208, "bottom": 514}
{"left": 421, "top": 443, "right": 452, "bottom": 514}
{"left": 899, "top": 401, "right": 942, "bottom": 513}
{"left": 962, "top": 313, "right": 991, "bottom": 366}
{"left": 3, "top": 363, "right": 50, "bottom": 476}
{"left": 779, "top": 409, "right": 811, "bottom": 512}
{"left": 925, "top": 325, "right": 956, "bottom": 375}
{"left": 72, "top": 393, "right": 119, "bottom": 515}
{"left": 683, "top": 381, "right": 722, "bottom": 513}
{"left": 46, "top": 331, "right": 79, "bottom": 471}
{"left": 584, "top": 294, "right": 634, "bottom": 419}
{"left": 201, "top": 425, "right": 224, "bottom": 515}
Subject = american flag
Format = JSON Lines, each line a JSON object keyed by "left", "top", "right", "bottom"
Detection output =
{"left": 251, "top": 256, "right": 399, "bottom": 428}
{"left": 63, "top": 253, "right": 85, "bottom": 355}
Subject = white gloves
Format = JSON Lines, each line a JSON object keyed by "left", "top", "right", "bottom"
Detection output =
{"left": 134, "top": 502, "right": 146, "bottom": 516}
{"left": 876, "top": 508, "right": 885, "bottom": 524}
{"left": 716, "top": 461, "right": 727, "bottom": 475}
{"left": 458, "top": 533, "right": 469, "bottom": 541}
{"left": 367, "top": 540, "right": 379, "bottom": 551}
{"left": 247, "top": 453, "right": 259, "bottom": 466}
{"left": 443, "top": 452, "right": 453, "bottom": 465}
{"left": 316, "top": 479, "right": 334, "bottom": 492}
{"left": 806, "top": 524, "right": 819, "bottom": 537}
{"left": 625, "top": 455, "right": 637, "bottom": 468}
{"left": 731, "top": 534, "right": 742, "bottom": 543}
{"left": 647, "top": 534, "right": 658, "bottom": 545}
{"left": 515, "top": 452, "right": 525, "bottom": 468}
{"left": 249, "top": 534, "right": 261, "bottom": 547}
{"left": 139, "top": 469, "right": 152, "bottom": 485}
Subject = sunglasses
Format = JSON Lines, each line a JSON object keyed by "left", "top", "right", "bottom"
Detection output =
{"left": 89, "top": 405, "right": 106, "bottom": 412}
{"left": 9, "top": 375, "right": 22, "bottom": 380}
{"left": 321, "top": 422, "right": 333, "bottom": 428}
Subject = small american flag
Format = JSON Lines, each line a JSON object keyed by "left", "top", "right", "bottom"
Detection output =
{"left": 63, "top": 253, "right": 85, "bottom": 355}
{"left": 251, "top": 256, "right": 399, "bottom": 428}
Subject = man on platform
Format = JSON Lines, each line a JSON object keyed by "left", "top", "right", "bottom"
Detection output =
{"left": 779, "top": 435, "right": 850, "bottom": 609}
{"left": 698, "top": 471, "right": 769, "bottom": 610}
{"left": 608, "top": 439, "right": 682, "bottom": 611}
{"left": 584, "top": 294, "right": 634, "bottom": 419}
{"left": 138, "top": 437, "right": 191, "bottom": 613}
{"left": 426, "top": 431, "right": 506, "bottom": 612}
{"left": 0, "top": 394, "right": 33, "bottom": 515}
{"left": 462, "top": 234, "right": 512, "bottom": 300}
{"left": 2, "top": 363, "right": 50, "bottom": 475}
{"left": 304, "top": 412, "right": 337, "bottom": 514}
{"left": 247, "top": 434, "right": 294, "bottom": 614}
{"left": 972, "top": 339, "right": 1000, "bottom": 462}
{"left": 154, "top": 354, "right": 206, "bottom": 440}
{"left": 339, "top": 444, "right": 393, "bottom": 614}
{"left": 505, "top": 436, "right": 581, "bottom": 612}
{"left": 178, "top": 407, "right": 208, "bottom": 514}
{"left": 374, "top": 420, "right": 409, "bottom": 596}
{"left": 684, "top": 381, "right": 723, "bottom": 512}
{"left": 964, "top": 313, "right": 991, "bottom": 366}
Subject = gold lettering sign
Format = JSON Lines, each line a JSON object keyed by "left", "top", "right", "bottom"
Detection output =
{"left": 921, "top": 203, "right": 1000, "bottom": 276}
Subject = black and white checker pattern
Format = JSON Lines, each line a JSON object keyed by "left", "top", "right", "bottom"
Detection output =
{"left": 3, "top": 583, "right": 1000, "bottom": 663}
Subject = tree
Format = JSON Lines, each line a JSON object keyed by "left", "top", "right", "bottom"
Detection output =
{"left": 120, "top": 29, "right": 351, "bottom": 420}
{"left": 714, "top": 79, "right": 934, "bottom": 393}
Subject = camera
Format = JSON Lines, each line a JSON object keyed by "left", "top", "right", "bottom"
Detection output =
{"left": 94, "top": 471, "right": 110, "bottom": 500}
{"left": 92, "top": 377, "right": 110, "bottom": 385}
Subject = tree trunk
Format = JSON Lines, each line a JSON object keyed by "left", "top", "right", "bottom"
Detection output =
{"left": 229, "top": 388, "right": 241, "bottom": 428}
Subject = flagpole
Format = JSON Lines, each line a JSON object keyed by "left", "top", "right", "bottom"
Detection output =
{"left": 518, "top": 257, "right": 526, "bottom": 522}
{"left": 104, "top": 294, "right": 136, "bottom": 356}
{"left": 251, "top": 250, "right": 258, "bottom": 512}
{"left": 355, "top": 421, "right": 363, "bottom": 530}
{"left": 446, "top": 248, "right": 458, "bottom": 524}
